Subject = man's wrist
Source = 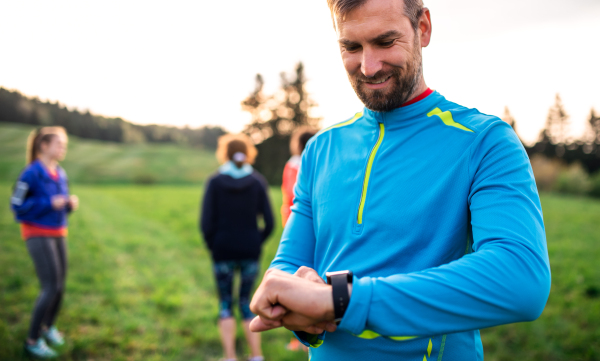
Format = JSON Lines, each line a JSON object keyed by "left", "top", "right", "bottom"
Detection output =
{"left": 319, "top": 283, "right": 353, "bottom": 321}
{"left": 322, "top": 284, "right": 335, "bottom": 321}
{"left": 326, "top": 271, "right": 353, "bottom": 324}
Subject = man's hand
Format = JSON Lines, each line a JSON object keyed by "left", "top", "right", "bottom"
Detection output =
{"left": 249, "top": 268, "right": 336, "bottom": 334}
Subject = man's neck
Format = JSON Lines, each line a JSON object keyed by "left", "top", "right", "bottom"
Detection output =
{"left": 402, "top": 80, "right": 429, "bottom": 107}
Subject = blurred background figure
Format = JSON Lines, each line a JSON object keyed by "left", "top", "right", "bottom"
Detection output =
{"left": 280, "top": 127, "right": 317, "bottom": 353}
{"left": 200, "top": 134, "right": 274, "bottom": 361}
{"left": 10, "top": 126, "right": 79, "bottom": 359}
{"left": 281, "top": 127, "right": 318, "bottom": 228}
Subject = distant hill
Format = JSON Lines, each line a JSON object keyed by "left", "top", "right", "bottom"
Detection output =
{"left": 0, "top": 87, "right": 226, "bottom": 149}
{"left": 0, "top": 123, "right": 219, "bottom": 184}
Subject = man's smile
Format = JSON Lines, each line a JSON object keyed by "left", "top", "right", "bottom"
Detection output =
{"left": 363, "top": 75, "right": 392, "bottom": 89}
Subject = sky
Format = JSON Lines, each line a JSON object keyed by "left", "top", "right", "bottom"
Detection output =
{"left": 1, "top": 0, "right": 599, "bottom": 144}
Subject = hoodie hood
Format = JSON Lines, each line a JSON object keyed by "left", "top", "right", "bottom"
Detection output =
{"left": 217, "top": 161, "right": 257, "bottom": 191}
{"left": 219, "top": 161, "right": 253, "bottom": 179}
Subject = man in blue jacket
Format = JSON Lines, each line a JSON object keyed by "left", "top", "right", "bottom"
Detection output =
{"left": 248, "top": 0, "right": 551, "bottom": 360}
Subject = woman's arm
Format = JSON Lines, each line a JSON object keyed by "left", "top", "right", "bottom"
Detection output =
{"left": 200, "top": 178, "right": 217, "bottom": 250}
{"left": 11, "top": 170, "right": 54, "bottom": 218}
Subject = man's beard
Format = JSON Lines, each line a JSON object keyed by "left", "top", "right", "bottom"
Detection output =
{"left": 349, "top": 41, "right": 423, "bottom": 112}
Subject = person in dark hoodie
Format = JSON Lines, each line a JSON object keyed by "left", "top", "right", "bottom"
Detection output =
{"left": 201, "top": 133, "right": 274, "bottom": 361}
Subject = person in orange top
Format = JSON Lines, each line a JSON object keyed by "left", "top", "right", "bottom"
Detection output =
{"left": 10, "top": 127, "right": 79, "bottom": 359}
{"left": 281, "top": 128, "right": 318, "bottom": 227}
{"left": 281, "top": 127, "right": 317, "bottom": 352}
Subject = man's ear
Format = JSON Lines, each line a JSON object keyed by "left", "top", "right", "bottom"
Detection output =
{"left": 419, "top": 8, "right": 432, "bottom": 48}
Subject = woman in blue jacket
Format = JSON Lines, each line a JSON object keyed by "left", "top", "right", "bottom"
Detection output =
{"left": 10, "top": 127, "right": 78, "bottom": 359}
{"left": 201, "top": 134, "right": 273, "bottom": 361}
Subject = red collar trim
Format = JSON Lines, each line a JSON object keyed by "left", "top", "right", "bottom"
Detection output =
{"left": 401, "top": 88, "right": 433, "bottom": 107}
{"left": 42, "top": 164, "right": 59, "bottom": 181}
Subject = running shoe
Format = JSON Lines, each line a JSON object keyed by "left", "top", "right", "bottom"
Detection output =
{"left": 24, "top": 338, "right": 58, "bottom": 359}
{"left": 43, "top": 326, "right": 65, "bottom": 347}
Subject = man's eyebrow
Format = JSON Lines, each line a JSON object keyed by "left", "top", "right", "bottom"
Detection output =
{"left": 371, "top": 30, "right": 402, "bottom": 42}
{"left": 338, "top": 30, "right": 403, "bottom": 46}
{"left": 338, "top": 38, "right": 359, "bottom": 47}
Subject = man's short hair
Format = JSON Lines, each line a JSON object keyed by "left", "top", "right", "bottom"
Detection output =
{"left": 327, "top": 0, "right": 424, "bottom": 31}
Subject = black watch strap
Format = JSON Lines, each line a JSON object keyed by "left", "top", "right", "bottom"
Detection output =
{"left": 326, "top": 270, "right": 353, "bottom": 325}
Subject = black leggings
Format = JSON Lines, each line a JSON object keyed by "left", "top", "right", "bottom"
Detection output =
{"left": 26, "top": 237, "right": 67, "bottom": 340}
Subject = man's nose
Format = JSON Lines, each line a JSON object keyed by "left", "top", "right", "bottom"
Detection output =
{"left": 361, "top": 48, "right": 383, "bottom": 78}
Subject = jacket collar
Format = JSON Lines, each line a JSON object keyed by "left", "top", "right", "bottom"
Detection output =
{"left": 32, "top": 160, "right": 63, "bottom": 182}
{"left": 362, "top": 91, "right": 445, "bottom": 128}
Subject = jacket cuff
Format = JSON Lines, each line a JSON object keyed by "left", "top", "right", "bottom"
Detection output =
{"left": 293, "top": 331, "right": 326, "bottom": 348}
{"left": 337, "top": 275, "right": 372, "bottom": 335}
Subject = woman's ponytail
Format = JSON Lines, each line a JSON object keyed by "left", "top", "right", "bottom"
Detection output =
{"left": 25, "top": 128, "right": 42, "bottom": 165}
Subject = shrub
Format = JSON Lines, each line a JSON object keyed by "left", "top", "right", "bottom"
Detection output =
{"left": 589, "top": 172, "right": 600, "bottom": 198}
{"left": 133, "top": 173, "right": 157, "bottom": 185}
{"left": 555, "top": 163, "right": 591, "bottom": 196}
{"left": 530, "top": 154, "right": 563, "bottom": 191}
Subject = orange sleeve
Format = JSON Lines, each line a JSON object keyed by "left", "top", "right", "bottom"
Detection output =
{"left": 281, "top": 163, "right": 299, "bottom": 226}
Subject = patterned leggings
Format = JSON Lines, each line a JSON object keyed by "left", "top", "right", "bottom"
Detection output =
{"left": 213, "top": 259, "right": 259, "bottom": 320}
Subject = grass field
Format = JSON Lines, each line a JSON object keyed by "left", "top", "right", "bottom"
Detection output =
{"left": 1, "top": 123, "right": 599, "bottom": 360}
{"left": 0, "top": 123, "right": 218, "bottom": 184}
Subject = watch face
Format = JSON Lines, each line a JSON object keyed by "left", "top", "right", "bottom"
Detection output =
{"left": 326, "top": 270, "right": 353, "bottom": 284}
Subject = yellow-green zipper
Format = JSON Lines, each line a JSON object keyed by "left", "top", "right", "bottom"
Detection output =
{"left": 357, "top": 122, "right": 385, "bottom": 224}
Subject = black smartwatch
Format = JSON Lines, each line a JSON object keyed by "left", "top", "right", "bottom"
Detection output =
{"left": 326, "top": 270, "right": 353, "bottom": 325}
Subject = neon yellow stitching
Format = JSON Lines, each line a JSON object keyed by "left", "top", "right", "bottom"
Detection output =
{"left": 422, "top": 338, "right": 433, "bottom": 360}
{"left": 428, "top": 338, "right": 433, "bottom": 357}
{"left": 356, "top": 330, "right": 381, "bottom": 339}
{"left": 319, "top": 112, "right": 363, "bottom": 134}
{"left": 427, "top": 108, "right": 473, "bottom": 132}
{"left": 355, "top": 329, "right": 416, "bottom": 341}
{"left": 437, "top": 334, "right": 447, "bottom": 361}
{"left": 357, "top": 122, "right": 385, "bottom": 224}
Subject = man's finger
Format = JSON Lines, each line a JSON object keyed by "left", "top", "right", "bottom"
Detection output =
{"left": 313, "top": 321, "right": 337, "bottom": 333}
{"left": 279, "top": 310, "right": 337, "bottom": 334}
{"left": 284, "top": 323, "right": 325, "bottom": 335}
{"left": 249, "top": 316, "right": 282, "bottom": 332}
{"left": 255, "top": 303, "right": 287, "bottom": 321}
{"left": 294, "top": 266, "right": 325, "bottom": 284}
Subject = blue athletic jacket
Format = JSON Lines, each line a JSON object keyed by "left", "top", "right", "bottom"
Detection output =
{"left": 270, "top": 91, "right": 551, "bottom": 361}
{"left": 10, "top": 160, "right": 71, "bottom": 228}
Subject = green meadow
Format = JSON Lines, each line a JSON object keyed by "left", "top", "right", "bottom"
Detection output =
{"left": 0, "top": 123, "right": 599, "bottom": 360}
{"left": 0, "top": 123, "right": 219, "bottom": 185}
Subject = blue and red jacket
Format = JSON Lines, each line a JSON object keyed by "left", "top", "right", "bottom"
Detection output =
{"left": 11, "top": 160, "right": 71, "bottom": 229}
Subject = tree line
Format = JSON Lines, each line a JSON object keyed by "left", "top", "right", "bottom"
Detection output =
{"left": 2, "top": 68, "right": 598, "bottom": 185}
{"left": 244, "top": 64, "right": 600, "bottom": 184}
{"left": 0, "top": 87, "right": 226, "bottom": 149}
{"left": 504, "top": 95, "right": 600, "bottom": 175}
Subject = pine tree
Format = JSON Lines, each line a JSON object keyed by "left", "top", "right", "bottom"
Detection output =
{"left": 502, "top": 106, "right": 517, "bottom": 132}
{"left": 586, "top": 108, "right": 600, "bottom": 146}
{"left": 539, "top": 94, "right": 570, "bottom": 146}
{"left": 241, "top": 62, "right": 320, "bottom": 144}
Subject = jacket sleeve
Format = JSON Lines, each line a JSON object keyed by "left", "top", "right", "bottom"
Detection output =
{"left": 280, "top": 162, "right": 298, "bottom": 226}
{"left": 200, "top": 178, "right": 217, "bottom": 250}
{"left": 269, "top": 144, "right": 324, "bottom": 348}
{"left": 11, "top": 169, "right": 54, "bottom": 218}
{"left": 337, "top": 122, "right": 551, "bottom": 338}
{"left": 270, "top": 142, "right": 317, "bottom": 274}
{"left": 63, "top": 169, "right": 73, "bottom": 214}
{"left": 258, "top": 181, "right": 274, "bottom": 243}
